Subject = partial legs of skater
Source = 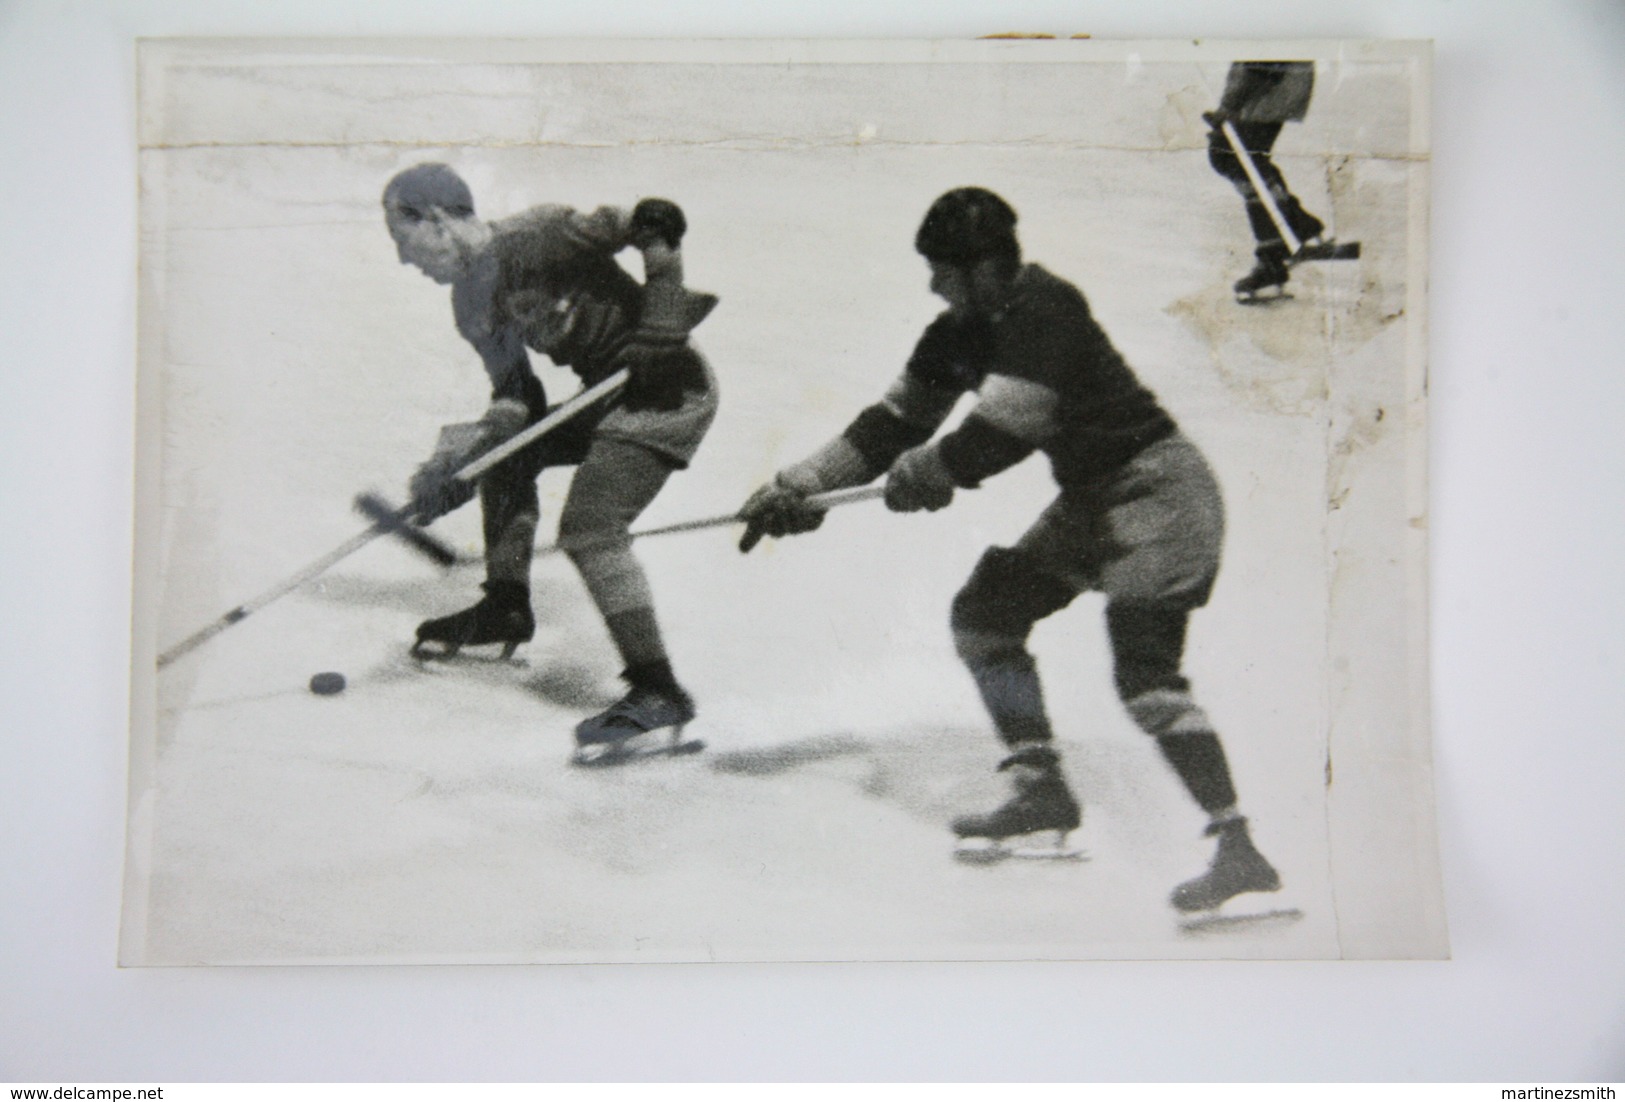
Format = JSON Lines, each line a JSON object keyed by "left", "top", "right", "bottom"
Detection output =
{"left": 948, "top": 547, "right": 1084, "bottom": 855}
{"left": 1107, "top": 600, "right": 1280, "bottom": 911}
{"left": 1207, "top": 120, "right": 1326, "bottom": 300}
{"left": 560, "top": 437, "right": 698, "bottom": 757}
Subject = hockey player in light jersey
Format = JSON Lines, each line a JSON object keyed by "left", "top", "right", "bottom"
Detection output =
{"left": 737, "top": 187, "right": 1280, "bottom": 911}
{"left": 382, "top": 163, "right": 718, "bottom": 762}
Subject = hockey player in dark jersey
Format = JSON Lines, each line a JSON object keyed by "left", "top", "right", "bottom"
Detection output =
{"left": 382, "top": 163, "right": 718, "bottom": 762}
{"left": 738, "top": 187, "right": 1280, "bottom": 912}
{"left": 1205, "top": 60, "right": 1336, "bottom": 301}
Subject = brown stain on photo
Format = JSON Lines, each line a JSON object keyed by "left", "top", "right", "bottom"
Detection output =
{"left": 1168, "top": 154, "right": 1404, "bottom": 417}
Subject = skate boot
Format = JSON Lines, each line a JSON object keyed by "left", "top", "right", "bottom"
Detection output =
{"left": 572, "top": 682, "right": 702, "bottom": 767}
{"left": 952, "top": 745, "right": 1084, "bottom": 863}
{"left": 411, "top": 580, "right": 534, "bottom": 659}
{"left": 1170, "top": 816, "right": 1281, "bottom": 912}
{"left": 1234, "top": 247, "right": 1291, "bottom": 303}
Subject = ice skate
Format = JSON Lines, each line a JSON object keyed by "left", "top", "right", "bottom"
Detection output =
{"left": 952, "top": 745, "right": 1085, "bottom": 864}
{"left": 411, "top": 580, "right": 534, "bottom": 660}
{"left": 571, "top": 684, "right": 702, "bottom": 767}
{"left": 1170, "top": 817, "right": 1281, "bottom": 912}
{"left": 1233, "top": 254, "right": 1291, "bottom": 304}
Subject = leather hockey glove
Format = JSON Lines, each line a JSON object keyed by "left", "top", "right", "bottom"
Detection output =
{"left": 738, "top": 476, "right": 828, "bottom": 553}
{"left": 884, "top": 443, "right": 956, "bottom": 513}
{"left": 409, "top": 425, "right": 481, "bottom": 521}
{"left": 629, "top": 198, "right": 687, "bottom": 249}
{"left": 408, "top": 400, "right": 527, "bottom": 522}
{"left": 617, "top": 207, "right": 713, "bottom": 412}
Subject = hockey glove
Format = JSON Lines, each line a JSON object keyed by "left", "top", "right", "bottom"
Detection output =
{"left": 738, "top": 477, "right": 828, "bottom": 553}
{"left": 408, "top": 426, "right": 481, "bottom": 522}
{"left": 884, "top": 443, "right": 956, "bottom": 513}
{"left": 630, "top": 198, "right": 687, "bottom": 250}
{"left": 407, "top": 401, "right": 527, "bottom": 522}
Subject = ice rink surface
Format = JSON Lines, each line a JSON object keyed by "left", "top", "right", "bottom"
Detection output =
{"left": 127, "top": 50, "right": 1417, "bottom": 964}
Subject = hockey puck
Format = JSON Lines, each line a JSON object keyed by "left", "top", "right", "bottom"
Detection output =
{"left": 309, "top": 671, "right": 346, "bottom": 696}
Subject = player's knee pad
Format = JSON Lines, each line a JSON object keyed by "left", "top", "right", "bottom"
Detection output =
{"left": 1106, "top": 600, "right": 1193, "bottom": 700}
{"left": 951, "top": 547, "right": 1075, "bottom": 638}
{"left": 1123, "top": 685, "right": 1216, "bottom": 740}
{"left": 561, "top": 533, "right": 633, "bottom": 572}
{"left": 558, "top": 501, "right": 633, "bottom": 556}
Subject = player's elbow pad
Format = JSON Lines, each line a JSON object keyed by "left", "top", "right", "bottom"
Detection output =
{"left": 937, "top": 414, "right": 1035, "bottom": 488}
{"left": 842, "top": 403, "right": 937, "bottom": 471}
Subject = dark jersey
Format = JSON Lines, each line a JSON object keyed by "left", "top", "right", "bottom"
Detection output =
{"left": 449, "top": 204, "right": 655, "bottom": 418}
{"left": 845, "top": 264, "right": 1175, "bottom": 489}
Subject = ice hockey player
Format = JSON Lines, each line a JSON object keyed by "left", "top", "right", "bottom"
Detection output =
{"left": 381, "top": 162, "right": 718, "bottom": 761}
{"left": 737, "top": 187, "right": 1280, "bottom": 912}
{"left": 1204, "top": 60, "right": 1334, "bottom": 302}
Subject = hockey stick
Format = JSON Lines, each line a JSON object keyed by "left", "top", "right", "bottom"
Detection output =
{"left": 459, "top": 368, "right": 628, "bottom": 483}
{"left": 1220, "top": 119, "right": 1301, "bottom": 254}
{"left": 155, "top": 370, "right": 628, "bottom": 669}
{"left": 525, "top": 484, "right": 886, "bottom": 561}
{"left": 1218, "top": 119, "right": 1361, "bottom": 264}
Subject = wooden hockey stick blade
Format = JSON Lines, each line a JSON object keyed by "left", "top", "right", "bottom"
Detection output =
{"left": 1293, "top": 240, "right": 1361, "bottom": 262}
{"left": 354, "top": 493, "right": 459, "bottom": 567}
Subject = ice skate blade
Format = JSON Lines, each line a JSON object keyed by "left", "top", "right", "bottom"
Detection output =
{"left": 409, "top": 640, "right": 527, "bottom": 664}
{"left": 1178, "top": 907, "right": 1304, "bottom": 937}
{"left": 571, "top": 728, "right": 705, "bottom": 768}
{"left": 1236, "top": 290, "right": 1293, "bottom": 306}
{"left": 953, "top": 836, "right": 1087, "bottom": 865}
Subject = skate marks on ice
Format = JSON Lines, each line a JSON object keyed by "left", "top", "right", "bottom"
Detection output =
{"left": 712, "top": 733, "right": 1067, "bottom": 852}
{"left": 360, "top": 644, "right": 618, "bottom": 713}
{"left": 709, "top": 729, "right": 1002, "bottom": 829}
{"left": 707, "top": 733, "right": 868, "bottom": 777}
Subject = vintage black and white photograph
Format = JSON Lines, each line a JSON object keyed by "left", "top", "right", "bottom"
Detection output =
{"left": 125, "top": 38, "right": 1439, "bottom": 964}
